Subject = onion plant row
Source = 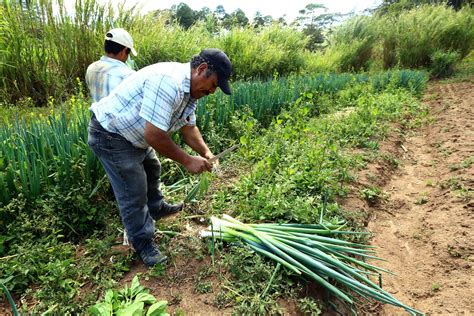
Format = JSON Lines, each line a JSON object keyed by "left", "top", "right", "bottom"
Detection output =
{"left": 0, "top": 70, "right": 426, "bottom": 206}
{"left": 203, "top": 215, "right": 423, "bottom": 315}
{"left": 196, "top": 70, "right": 427, "bottom": 132}
{"left": 0, "top": 98, "right": 101, "bottom": 205}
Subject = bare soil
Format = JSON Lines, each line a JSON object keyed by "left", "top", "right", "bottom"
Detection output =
{"left": 340, "top": 79, "right": 473, "bottom": 315}
{"left": 370, "top": 80, "right": 473, "bottom": 315}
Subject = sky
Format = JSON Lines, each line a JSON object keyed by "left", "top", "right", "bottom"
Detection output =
{"left": 115, "top": 0, "right": 382, "bottom": 23}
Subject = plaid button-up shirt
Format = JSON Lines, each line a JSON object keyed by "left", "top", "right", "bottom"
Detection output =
{"left": 90, "top": 62, "right": 197, "bottom": 149}
{"left": 85, "top": 56, "right": 136, "bottom": 102}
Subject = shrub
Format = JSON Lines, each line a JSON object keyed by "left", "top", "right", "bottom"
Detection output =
{"left": 430, "top": 50, "right": 460, "bottom": 78}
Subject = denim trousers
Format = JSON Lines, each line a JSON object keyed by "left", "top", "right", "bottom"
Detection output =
{"left": 87, "top": 115, "right": 164, "bottom": 252}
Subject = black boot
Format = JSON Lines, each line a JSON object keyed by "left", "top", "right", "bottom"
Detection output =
{"left": 155, "top": 201, "right": 183, "bottom": 219}
{"left": 137, "top": 240, "right": 167, "bottom": 267}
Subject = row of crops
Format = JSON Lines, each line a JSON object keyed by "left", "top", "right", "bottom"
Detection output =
{"left": 0, "top": 70, "right": 427, "bottom": 207}
{"left": 0, "top": 70, "right": 429, "bottom": 314}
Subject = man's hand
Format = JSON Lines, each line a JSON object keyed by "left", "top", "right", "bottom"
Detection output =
{"left": 184, "top": 156, "right": 212, "bottom": 174}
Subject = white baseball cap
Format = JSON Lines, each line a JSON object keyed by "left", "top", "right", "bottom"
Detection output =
{"left": 105, "top": 28, "right": 137, "bottom": 56}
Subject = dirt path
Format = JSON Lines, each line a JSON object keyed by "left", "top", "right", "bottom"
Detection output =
{"left": 367, "top": 80, "right": 474, "bottom": 315}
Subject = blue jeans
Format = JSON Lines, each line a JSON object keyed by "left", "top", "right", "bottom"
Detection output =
{"left": 87, "top": 115, "right": 164, "bottom": 251}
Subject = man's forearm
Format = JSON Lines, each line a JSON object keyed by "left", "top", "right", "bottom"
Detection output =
{"left": 144, "top": 122, "right": 191, "bottom": 165}
{"left": 181, "top": 125, "right": 213, "bottom": 158}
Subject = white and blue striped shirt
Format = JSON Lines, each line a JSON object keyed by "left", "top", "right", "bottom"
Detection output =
{"left": 90, "top": 62, "right": 197, "bottom": 149}
{"left": 86, "top": 56, "right": 136, "bottom": 102}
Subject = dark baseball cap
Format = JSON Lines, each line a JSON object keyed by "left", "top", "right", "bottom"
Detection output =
{"left": 199, "top": 48, "right": 232, "bottom": 95}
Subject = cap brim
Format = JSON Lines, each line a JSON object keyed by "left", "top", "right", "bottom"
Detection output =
{"left": 131, "top": 48, "right": 137, "bottom": 56}
{"left": 218, "top": 78, "right": 231, "bottom": 95}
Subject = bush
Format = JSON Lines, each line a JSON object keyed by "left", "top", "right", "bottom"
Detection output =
{"left": 382, "top": 5, "right": 474, "bottom": 69}
{"left": 430, "top": 50, "right": 460, "bottom": 78}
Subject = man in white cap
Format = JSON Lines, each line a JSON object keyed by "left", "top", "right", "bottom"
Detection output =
{"left": 86, "top": 28, "right": 138, "bottom": 102}
{"left": 86, "top": 28, "right": 138, "bottom": 246}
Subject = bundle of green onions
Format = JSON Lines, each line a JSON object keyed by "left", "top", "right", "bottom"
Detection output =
{"left": 201, "top": 215, "right": 422, "bottom": 315}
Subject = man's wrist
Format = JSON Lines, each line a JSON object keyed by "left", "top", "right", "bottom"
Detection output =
{"left": 203, "top": 151, "right": 213, "bottom": 160}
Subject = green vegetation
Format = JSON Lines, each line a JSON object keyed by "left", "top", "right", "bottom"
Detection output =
{"left": 0, "top": 0, "right": 472, "bottom": 313}
{"left": 0, "top": 1, "right": 471, "bottom": 105}
{"left": 0, "top": 69, "right": 428, "bottom": 313}
{"left": 88, "top": 275, "right": 169, "bottom": 316}
{"left": 310, "top": 5, "right": 474, "bottom": 75}
{"left": 0, "top": 70, "right": 427, "bottom": 209}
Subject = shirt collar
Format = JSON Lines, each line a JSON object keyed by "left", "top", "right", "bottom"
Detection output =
{"left": 184, "top": 63, "right": 197, "bottom": 104}
{"left": 184, "top": 63, "right": 191, "bottom": 94}
{"left": 100, "top": 55, "right": 127, "bottom": 65}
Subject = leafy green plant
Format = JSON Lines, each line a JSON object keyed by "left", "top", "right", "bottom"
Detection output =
{"left": 415, "top": 194, "right": 429, "bottom": 205}
{"left": 430, "top": 50, "right": 461, "bottom": 78}
{"left": 297, "top": 297, "right": 323, "bottom": 315}
{"left": 194, "top": 281, "right": 213, "bottom": 294}
{"left": 88, "top": 275, "right": 169, "bottom": 316}
{"left": 360, "top": 186, "right": 383, "bottom": 205}
{"left": 431, "top": 282, "right": 440, "bottom": 292}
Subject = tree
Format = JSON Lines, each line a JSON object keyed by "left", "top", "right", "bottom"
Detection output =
{"left": 222, "top": 8, "right": 249, "bottom": 29}
{"left": 302, "top": 25, "right": 325, "bottom": 51}
{"left": 253, "top": 11, "right": 273, "bottom": 28}
{"left": 195, "top": 7, "right": 212, "bottom": 22}
{"left": 172, "top": 2, "right": 195, "bottom": 29}
{"left": 374, "top": 0, "right": 472, "bottom": 15}
{"left": 276, "top": 16, "right": 288, "bottom": 26}
{"left": 295, "top": 3, "right": 340, "bottom": 50}
{"left": 214, "top": 5, "right": 227, "bottom": 21}
{"left": 296, "top": 3, "right": 327, "bottom": 27}
{"left": 232, "top": 8, "right": 250, "bottom": 27}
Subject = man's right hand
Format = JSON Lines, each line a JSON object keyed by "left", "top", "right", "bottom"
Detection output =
{"left": 184, "top": 156, "right": 212, "bottom": 174}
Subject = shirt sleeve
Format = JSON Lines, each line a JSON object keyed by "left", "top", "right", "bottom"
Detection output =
{"left": 139, "top": 75, "right": 180, "bottom": 132}
{"left": 186, "top": 112, "right": 196, "bottom": 126}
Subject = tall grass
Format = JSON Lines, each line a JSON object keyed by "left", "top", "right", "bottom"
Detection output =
{"left": 308, "top": 5, "right": 474, "bottom": 73}
{"left": 381, "top": 5, "right": 474, "bottom": 68}
{"left": 0, "top": 0, "right": 118, "bottom": 104}
{"left": 0, "top": 0, "right": 309, "bottom": 106}
{"left": 131, "top": 14, "right": 215, "bottom": 65}
{"left": 325, "top": 16, "right": 378, "bottom": 72}
{"left": 1, "top": 1, "right": 468, "bottom": 106}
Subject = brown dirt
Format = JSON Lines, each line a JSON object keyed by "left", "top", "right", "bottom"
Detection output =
{"left": 355, "top": 80, "right": 473, "bottom": 315}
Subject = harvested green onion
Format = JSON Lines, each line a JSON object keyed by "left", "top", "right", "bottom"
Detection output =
{"left": 201, "top": 215, "right": 422, "bottom": 315}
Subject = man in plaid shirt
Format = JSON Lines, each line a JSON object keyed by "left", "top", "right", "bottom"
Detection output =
{"left": 86, "top": 28, "right": 137, "bottom": 102}
{"left": 88, "top": 48, "right": 232, "bottom": 267}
